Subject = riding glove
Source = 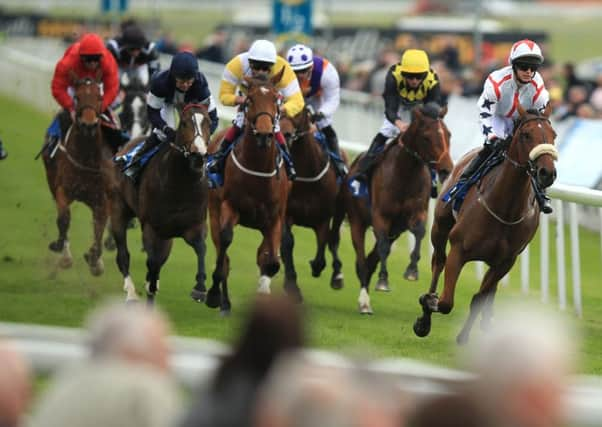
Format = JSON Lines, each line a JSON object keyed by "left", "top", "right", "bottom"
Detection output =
{"left": 162, "top": 126, "right": 176, "bottom": 142}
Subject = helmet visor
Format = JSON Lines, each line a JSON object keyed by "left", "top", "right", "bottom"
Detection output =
{"left": 249, "top": 60, "right": 273, "bottom": 72}
{"left": 401, "top": 71, "right": 427, "bottom": 81}
{"left": 81, "top": 54, "right": 102, "bottom": 63}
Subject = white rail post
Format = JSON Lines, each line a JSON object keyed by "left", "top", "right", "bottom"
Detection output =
{"left": 540, "top": 213, "right": 549, "bottom": 304}
{"left": 556, "top": 200, "right": 566, "bottom": 311}
{"left": 569, "top": 203, "right": 582, "bottom": 317}
{"left": 521, "top": 247, "right": 530, "bottom": 294}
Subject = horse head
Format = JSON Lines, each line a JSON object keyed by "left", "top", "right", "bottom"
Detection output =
{"left": 71, "top": 72, "right": 103, "bottom": 136}
{"left": 403, "top": 102, "right": 453, "bottom": 183}
{"left": 279, "top": 105, "right": 311, "bottom": 147}
{"left": 242, "top": 73, "right": 282, "bottom": 148}
{"left": 510, "top": 103, "right": 558, "bottom": 189}
{"left": 174, "top": 103, "right": 212, "bottom": 176}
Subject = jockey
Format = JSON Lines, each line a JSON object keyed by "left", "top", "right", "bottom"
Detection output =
{"left": 106, "top": 23, "right": 160, "bottom": 90}
{"left": 449, "top": 39, "right": 552, "bottom": 214}
{"left": 286, "top": 44, "right": 348, "bottom": 178}
{"left": 48, "top": 33, "right": 121, "bottom": 150}
{"left": 117, "top": 51, "right": 218, "bottom": 179}
{"left": 353, "top": 49, "right": 442, "bottom": 184}
{"left": 206, "top": 39, "right": 304, "bottom": 181}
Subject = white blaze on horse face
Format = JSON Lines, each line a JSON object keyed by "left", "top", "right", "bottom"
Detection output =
{"left": 131, "top": 96, "right": 144, "bottom": 137}
{"left": 192, "top": 113, "right": 207, "bottom": 155}
{"left": 260, "top": 86, "right": 270, "bottom": 95}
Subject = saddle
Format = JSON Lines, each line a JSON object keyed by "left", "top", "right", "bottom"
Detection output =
{"left": 441, "top": 150, "right": 505, "bottom": 213}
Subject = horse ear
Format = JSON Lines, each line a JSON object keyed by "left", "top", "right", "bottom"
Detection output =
{"left": 516, "top": 102, "right": 527, "bottom": 117}
{"left": 542, "top": 102, "right": 552, "bottom": 118}
{"left": 439, "top": 105, "right": 448, "bottom": 118}
{"left": 271, "top": 66, "right": 285, "bottom": 85}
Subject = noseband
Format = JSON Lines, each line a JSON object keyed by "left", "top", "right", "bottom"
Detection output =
{"left": 504, "top": 115, "right": 558, "bottom": 176}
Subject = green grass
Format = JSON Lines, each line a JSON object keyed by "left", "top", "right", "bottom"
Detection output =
{"left": 1, "top": 93, "right": 601, "bottom": 373}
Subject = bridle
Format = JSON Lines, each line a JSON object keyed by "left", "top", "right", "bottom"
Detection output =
{"left": 399, "top": 116, "right": 450, "bottom": 171}
{"left": 169, "top": 103, "right": 208, "bottom": 158}
{"left": 504, "top": 115, "right": 556, "bottom": 177}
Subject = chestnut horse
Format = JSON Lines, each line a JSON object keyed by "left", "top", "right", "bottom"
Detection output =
{"left": 344, "top": 103, "right": 453, "bottom": 314}
{"left": 110, "top": 103, "right": 211, "bottom": 304}
{"left": 279, "top": 107, "right": 348, "bottom": 302}
{"left": 414, "top": 104, "right": 558, "bottom": 344}
{"left": 207, "top": 71, "right": 289, "bottom": 314}
{"left": 42, "top": 75, "right": 116, "bottom": 275}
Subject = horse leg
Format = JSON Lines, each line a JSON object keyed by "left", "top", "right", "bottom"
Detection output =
{"left": 84, "top": 202, "right": 108, "bottom": 276}
{"left": 208, "top": 201, "right": 237, "bottom": 310}
{"left": 372, "top": 215, "right": 393, "bottom": 293}
{"left": 328, "top": 202, "right": 345, "bottom": 290}
{"left": 142, "top": 225, "right": 173, "bottom": 306}
{"left": 309, "top": 221, "right": 328, "bottom": 278}
{"left": 104, "top": 220, "right": 116, "bottom": 251}
{"left": 281, "top": 222, "right": 302, "bottom": 303}
{"left": 350, "top": 220, "right": 372, "bottom": 314}
{"left": 184, "top": 226, "right": 208, "bottom": 304}
{"left": 404, "top": 219, "right": 426, "bottom": 281}
{"left": 414, "top": 217, "right": 453, "bottom": 338}
{"left": 256, "top": 218, "right": 282, "bottom": 295}
{"left": 456, "top": 261, "right": 512, "bottom": 345}
{"left": 111, "top": 202, "right": 137, "bottom": 303}
{"left": 49, "top": 187, "right": 73, "bottom": 269}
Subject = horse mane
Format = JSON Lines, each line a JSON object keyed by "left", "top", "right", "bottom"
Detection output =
{"left": 420, "top": 102, "right": 441, "bottom": 119}
{"left": 525, "top": 108, "right": 541, "bottom": 116}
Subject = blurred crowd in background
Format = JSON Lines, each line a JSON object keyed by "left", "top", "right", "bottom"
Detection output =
{"left": 0, "top": 296, "right": 579, "bottom": 427}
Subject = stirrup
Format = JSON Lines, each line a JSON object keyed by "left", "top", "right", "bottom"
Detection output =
{"left": 539, "top": 198, "right": 553, "bottom": 214}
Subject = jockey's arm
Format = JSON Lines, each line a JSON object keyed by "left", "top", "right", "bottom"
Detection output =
{"left": 317, "top": 63, "right": 341, "bottom": 118}
{"left": 147, "top": 86, "right": 169, "bottom": 131}
{"left": 219, "top": 56, "right": 242, "bottom": 106}
{"left": 196, "top": 76, "right": 219, "bottom": 134}
{"left": 101, "top": 54, "right": 120, "bottom": 111}
{"left": 383, "top": 70, "right": 401, "bottom": 124}
{"left": 278, "top": 63, "right": 304, "bottom": 117}
{"left": 50, "top": 60, "right": 75, "bottom": 112}
{"left": 477, "top": 80, "right": 502, "bottom": 140}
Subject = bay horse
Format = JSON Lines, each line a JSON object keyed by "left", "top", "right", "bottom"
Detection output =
{"left": 110, "top": 103, "right": 211, "bottom": 304}
{"left": 414, "top": 104, "right": 558, "bottom": 344}
{"left": 343, "top": 103, "right": 453, "bottom": 314}
{"left": 42, "top": 74, "right": 115, "bottom": 275}
{"left": 206, "top": 70, "right": 289, "bottom": 314}
{"left": 279, "top": 107, "right": 348, "bottom": 302}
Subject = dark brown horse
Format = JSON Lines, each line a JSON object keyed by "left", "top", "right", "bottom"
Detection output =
{"left": 414, "top": 104, "right": 558, "bottom": 343}
{"left": 42, "top": 75, "right": 115, "bottom": 275}
{"left": 279, "top": 107, "right": 348, "bottom": 302}
{"left": 207, "top": 70, "right": 290, "bottom": 314}
{"left": 343, "top": 103, "right": 453, "bottom": 314}
{"left": 110, "top": 103, "right": 211, "bottom": 304}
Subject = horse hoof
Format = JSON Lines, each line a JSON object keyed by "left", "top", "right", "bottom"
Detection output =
{"left": 359, "top": 304, "right": 373, "bottom": 315}
{"left": 190, "top": 289, "right": 206, "bottom": 303}
{"left": 220, "top": 308, "right": 231, "bottom": 317}
{"left": 403, "top": 269, "right": 418, "bottom": 281}
{"left": 375, "top": 280, "right": 390, "bottom": 292}
{"left": 49, "top": 241, "right": 63, "bottom": 252}
{"left": 205, "top": 290, "right": 221, "bottom": 309}
{"left": 456, "top": 331, "right": 469, "bottom": 345}
{"left": 413, "top": 317, "right": 431, "bottom": 337}
{"left": 58, "top": 256, "right": 73, "bottom": 269}
{"left": 331, "top": 278, "right": 344, "bottom": 290}
{"left": 309, "top": 259, "right": 325, "bottom": 277}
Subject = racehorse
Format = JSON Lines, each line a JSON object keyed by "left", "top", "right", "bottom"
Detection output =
{"left": 42, "top": 74, "right": 115, "bottom": 275}
{"left": 279, "top": 107, "right": 348, "bottom": 302}
{"left": 206, "top": 70, "right": 290, "bottom": 314}
{"left": 110, "top": 103, "right": 211, "bottom": 304}
{"left": 118, "top": 72, "right": 150, "bottom": 139}
{"left": 414, "top": 103, "right": 558, "bottom": 344}
{"left": 343, "top": 103, "right": 453, "bottom": 314}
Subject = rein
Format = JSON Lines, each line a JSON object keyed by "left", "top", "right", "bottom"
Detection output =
{"left": 57, "top": 126, "right": 102, "bottom": 174}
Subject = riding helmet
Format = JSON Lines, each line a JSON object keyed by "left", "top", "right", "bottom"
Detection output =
{"left": 508, "top": 39, "right": 544, "bottom": 66}
{"left": 169, "top": 51, "right": 199, "bottom": 80}
{"left": 399, "top": 49, "right": 430, "bottom": 74}
{"left": 287, "top": 44, "right": 313, "bottom": 71}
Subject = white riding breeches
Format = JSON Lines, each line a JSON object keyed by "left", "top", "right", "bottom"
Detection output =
{"left": 378, "top": 105, "right": 413, "bottom": 139}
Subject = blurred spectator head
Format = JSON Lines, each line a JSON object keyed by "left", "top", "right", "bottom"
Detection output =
{"left": 86, "top": 300, "right": 172, "bottom": 373}
{"left": 462, "top": 304, "right": 577, "bottom": 427}
{"left": 0, "top": 341, "right": 31, "bottom": 427}
{"left": 407, "top": 392, "right": 491, "bottom": 427}
{"left": 568, "top": 85, "right": 589, "bottom": 105}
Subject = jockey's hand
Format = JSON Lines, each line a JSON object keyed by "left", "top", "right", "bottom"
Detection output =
{"left": 162, "top": 126, "right": 176, "bottom": 142}
{"left": 395, "top": 120, "right": 409, "bottom": 133}
{"left": 235, "top": 96, "right": 246, "bottom": 106}
{"left": 311, "top": 111, "right": 325, "bottom": 123}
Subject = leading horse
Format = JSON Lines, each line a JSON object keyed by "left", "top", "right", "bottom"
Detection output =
{"left": 206, "top": 70, "right": 290, "bottom": 315}
{"left": 42, "top": 75, "right": 116, "bottom": 275}
{"left": 279, "top": 107, "right": 348, "bottom": 302}
{"left": 110, "top": 103, "right": 211, "bottom": 304}
{"left": 414, "top": 103, "right": 558, "bottom": 343}
{"left": 343, "top": 103, "right": 453, "bottom": 314}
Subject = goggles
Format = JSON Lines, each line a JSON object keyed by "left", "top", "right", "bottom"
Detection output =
{"left": 401, "top": 71, "right": 427, "bottom": 81}
{"left": 81, "top": 54, "right": 102, "bottom": 63}
{"left": 514, "top": 62, "right": 539, "bottom": 72}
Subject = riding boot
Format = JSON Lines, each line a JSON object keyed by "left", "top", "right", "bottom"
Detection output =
{"left": 123, "top": 133, "right": 161, "bottom": 179}
{"left": 207, "top": 125, "right": 241, "bottom": 174}
{"left": 276, "top": 132, "right": 296, "bottom": 181}
{"left": 0, "top": 139, "right": 7, "bottom": 160}
{"left": 447, "top": 143, "right": 494, "bottom": 198}
{"left": 354, "top": 132, "right": 387, "bottom": 183}
{"left": 321, "top": 125, "right": 348, "bottom": 177}
{"left": 531, "top": 176, "right": 554, "bottom": 214}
